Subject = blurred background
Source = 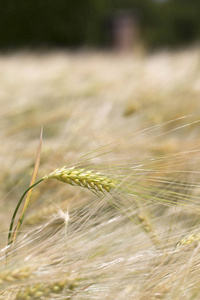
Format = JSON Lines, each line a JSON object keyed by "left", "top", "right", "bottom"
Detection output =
{"left": 0, "top": 0, "right": 199, "bottom": 50}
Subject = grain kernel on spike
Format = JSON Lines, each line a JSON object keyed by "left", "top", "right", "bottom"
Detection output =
{"left": 45, "top": 167, "right": 116, "bottom": 193}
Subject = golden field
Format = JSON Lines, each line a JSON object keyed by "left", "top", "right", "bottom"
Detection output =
{"left": 1, "top": 47, "right": 200, "bottom": 299}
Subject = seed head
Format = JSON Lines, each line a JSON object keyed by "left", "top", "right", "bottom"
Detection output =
{"left": 44, "top": 167, "right": 116, "bottom": 193}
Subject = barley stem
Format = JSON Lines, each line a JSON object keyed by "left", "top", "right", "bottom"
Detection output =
{"left": 8, "top": 179, "right": 45, "bottom": 245}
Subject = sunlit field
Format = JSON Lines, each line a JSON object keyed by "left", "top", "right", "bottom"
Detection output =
{"left": 1, "top": 46, "right": 200, "bottom": 299}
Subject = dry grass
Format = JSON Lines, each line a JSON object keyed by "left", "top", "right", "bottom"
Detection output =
{"left": 1, "top": 46, "right": 200, "bottom": 299}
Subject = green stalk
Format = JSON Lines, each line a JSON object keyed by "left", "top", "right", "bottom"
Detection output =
{"left": 8, "top": 178, "right": 45, "bottom": 245}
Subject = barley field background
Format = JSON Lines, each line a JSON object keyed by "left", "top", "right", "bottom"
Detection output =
{"left": 1, "top": 47, "right": 200, "bottom": 299}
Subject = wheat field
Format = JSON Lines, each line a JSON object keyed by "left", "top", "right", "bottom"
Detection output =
{"left": 1, "top": 47, "right": 200, "bottom": 299}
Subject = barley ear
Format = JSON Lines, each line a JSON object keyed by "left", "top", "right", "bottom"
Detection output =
{"left": 45, "top": 167, "right": 117, "bottom": 193}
